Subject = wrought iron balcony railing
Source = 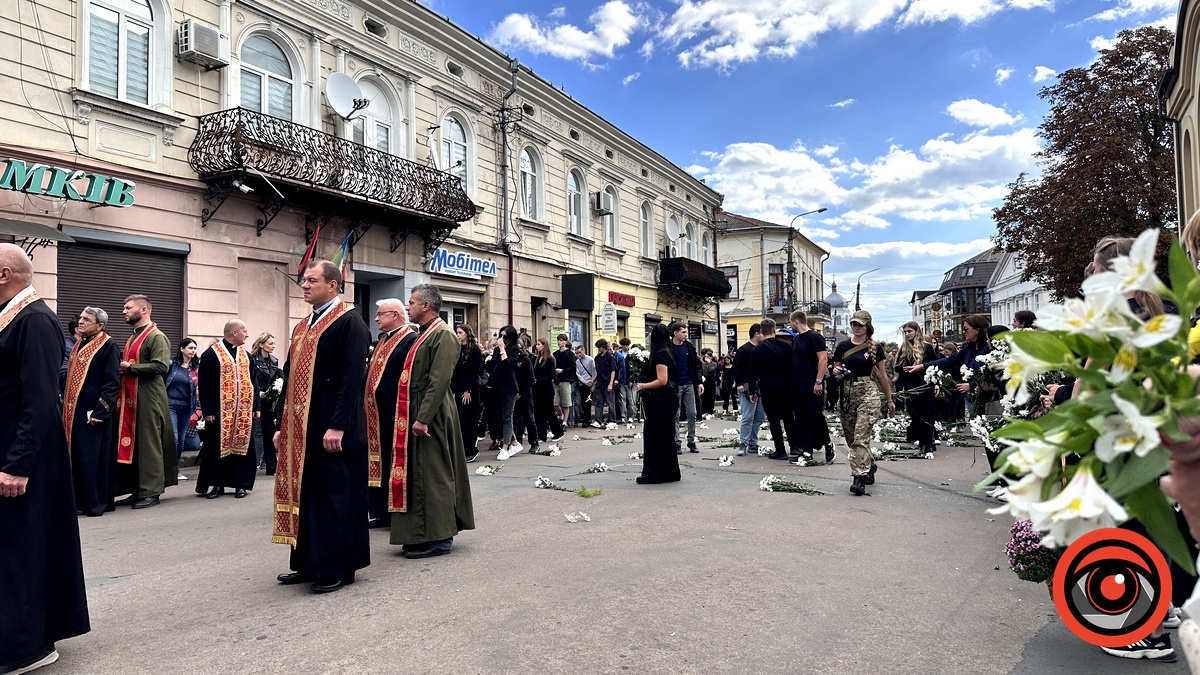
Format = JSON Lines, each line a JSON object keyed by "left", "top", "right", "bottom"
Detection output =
{"left": 188, "top": 107, "right": 476, "bottom": 224}
{"left": 802, "top": 301, "right": 832, "bottom": 318}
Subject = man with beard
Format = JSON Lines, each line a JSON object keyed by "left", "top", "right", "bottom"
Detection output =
{"left": 0, "top": 243, "right": 90, "bottom": 674}
{"left": 196, "top": 319, "right": 259, "bottom": 499}
{"left": 62, "top": 306, "right": 120, "bottom": 517}
{"left": 389, "top": 283, "right": 475, "bottom": 559}
{"left": 114, "top": 294, "right": 176, "bottom": 509}
{"left": 365, "top": 298, "right": 416, "bottom": 529}
{"left": 273, "top": 261, "right": 370, "bottom": 593}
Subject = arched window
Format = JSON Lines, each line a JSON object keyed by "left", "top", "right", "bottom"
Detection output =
{"left": 440, "top": 114, "right": 471, "bottom": 191}
{"left": 603, "top": 185, "right": 619, "bottom": 247}
{"left": 240, "top": 34, "right": 294, "bottom": 119}
{"left": 567, "top": 169, "right": 585, "bottom": 235}
{"left": 700, "top": 231, "right": 711, "bottom": 264}
{"left": 352, "top": 78, "right": 398, "bottom": 154}
{"left": 87, "top": 0, "right": 152, "bottom": 104}
{"left": 519, "top": 147, "right": 541, "bottom": 220}
{"left": 640, "top": 202, "right": 653, "bottom": 257}
{"left": 684, "top": 222, "right": 696, "bottom": 260}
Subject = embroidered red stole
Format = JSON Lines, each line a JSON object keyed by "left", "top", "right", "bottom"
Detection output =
{"left": 365, "top": 325, "right": 413, "bottom": 488}
{"left": 389, "top": 317, "right": 449, "bottom": 513}
{"left": 213, "top": 342, "right": 254, "bottom": 457}
{"left": 272, "top": 300, "right": 355, "bottom": 547}
{"left": 0, "top": 291, "right": 39, "bottom": 334}
{"left": 62, "top": 332, "right": 111, "bottom": 450}
{"left": 116, "top": 322, "right": 158, "bottom": 464}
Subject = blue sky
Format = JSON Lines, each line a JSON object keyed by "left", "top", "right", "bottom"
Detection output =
{"left": 420, "top": 0, "right": 1176, "bottom": 334}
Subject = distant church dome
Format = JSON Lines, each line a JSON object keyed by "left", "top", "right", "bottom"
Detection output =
{"left": 825, "top": 281, "right": 847, "bottom": 309}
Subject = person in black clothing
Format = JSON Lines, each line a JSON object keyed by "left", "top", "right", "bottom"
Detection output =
{"left": 719, "top": 354, "right": 737, "bottom": 413}
{"left": 250, "top": 333, "right": 282, "bottom": 474}
{"left": 635, "top": 324, "right": 680, "bottom": 484}
{"left": 749, "top": 318, "right": 800, "bottom": 461}
{"left": 592, "top": 338, "right": 618, "bottom": 424}
{"left": 788, "top": 310, "right": 832, "bottom": 462}
{"left": 668, "top": 321, "right": 703, "bottom": 454}
{"left": 512, "top": 335, "right": 538, "bottom": 452}
{"left": 699, "top": 349, "right": 719, "bottom": 416}
{"left": 452, "top": 324, "right": 484, "bottom": 462}
{"left": 532, "top": 338, "right": 565, "bottom": 443}
{"left": 490, "top": 326, "right": 523, "bottom": 460}
{"left": 896, "top": 321, "right": 938, "bottom": 456}
{"left": 906, "top": 315, "right": 992, "bottom": 420}
{"left": 553, "top": 334, "right": 576, "bottom": 428}
{"left": 732, "top": 323, "right": 765, "bottom": 456}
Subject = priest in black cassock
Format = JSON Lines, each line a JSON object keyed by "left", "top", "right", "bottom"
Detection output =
{"left": 62, "top": 305, "right": 120, "bottom": 517}
{"left": 365, "top": 298, "right": 416, "bottom": 529}
{"left": 0, "top": 243, "right": 89, "bottom": 674}
{"left": 272, "top": 260, "right": 370, "bottom": 594}
{"left": 196, "top": 319, "right": 259, "bottom": 499}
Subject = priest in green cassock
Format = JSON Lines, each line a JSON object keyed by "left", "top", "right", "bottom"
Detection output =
{"left": 0, "top": 243, "right": 90, "bottom": 674}
{"left": 389, "top": 283, "right": 474, "bottom": 558}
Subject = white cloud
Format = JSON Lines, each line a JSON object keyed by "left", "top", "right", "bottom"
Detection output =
{"left": 549, "top": 6, "right": 567, "bottom": 18}
{"left": 657, "top": 0, "right": 1052, "bottom": 70}
{"left": 490, "top": 1, "right": 642, "bottom": 62}
{"left": 1032, "top": 65, "right": 1056, "bottom": 83}
{"left": 946, "top": 99, "right": 1021, "bottom": 128}
{"left": 622, "top": 72, "right": 642, "bottom": 86}
{"left": 820, "top": 238, "right": 994, "bottom": 260}
{"left": 639, "top": 39, "right": 655, "bottom": 58}
{"left": 995, "top": 67, "right": 1014, "bottom": 84}
{"left": 813, "top": 145, "right": 839, "bottom": 158}
{"left": 1089, "top": 0, "right": 1175, "bottom": 22}
{"left": 829, "top": 98, "right": 856, "bottom": 108}
{"left": 1090, "top": 34, "right": 1117, "bottom": 51}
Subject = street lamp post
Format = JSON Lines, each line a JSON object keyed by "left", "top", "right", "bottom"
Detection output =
{"left": 785, "top": 207, "right": 827, "bottom": 312}
{"left": 854, "top": 267, "right": 880, "bottom": 311}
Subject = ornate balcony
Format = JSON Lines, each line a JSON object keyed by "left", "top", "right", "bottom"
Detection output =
{"left": 801, "top": 300, "right": 832, "bottom": 320}
{"left": 188, "top": 108, "right": 476, "bottom": 237}
{"left": 658, "top": 257, "right": 733, "bottom": 311}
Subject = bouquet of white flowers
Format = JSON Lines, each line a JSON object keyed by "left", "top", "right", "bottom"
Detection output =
{"left": 625, "top": 346, "right": 653, "bottom": 384}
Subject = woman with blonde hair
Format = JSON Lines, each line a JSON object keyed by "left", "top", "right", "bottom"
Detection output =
{"left": 1092, "top": 235, "right": 1166, "bottom": 319}
{"left": 895, "top": 321, "right": 938, "bottom": 456}
{"left": 249, "top": 332, "right": 282, "bottom": 474}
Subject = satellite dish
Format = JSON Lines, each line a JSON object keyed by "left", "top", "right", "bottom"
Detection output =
{"left": 325, "top": 72, "right": 365, "bottom": 121}
{"left": 665, "top": 218, "right": 682, "bottom": 241}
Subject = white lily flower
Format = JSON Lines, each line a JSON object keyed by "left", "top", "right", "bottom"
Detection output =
{"left": 1129, "top": 312, "right": 1182, "bottom": 349}
{"left": 633, "top": 433, "right": 641, "bottom": 439}
{"left": 564, "top": 512, "right": 578, "bottom": 523}
{"left": 987, "top": 472, "right": 1050, "bottom": 521}
{"left": 718, "top": 455, "right": 733, "bottom": 467}
{"left": 1094, "top": 394, "right": 1161, "bottom": 461}
{"left": 1107, "top": 341, "right": 1136, "bottom": 385}
{"left": 549, "top": 448, "right": 561, "bottom": 456}
{"left": 1000, "top": 342, "right": 1054, "bottom": 405}
{"left": 601, "top": 438, "right": 613, "bottom": 446}
{"left": 1107, "top": 228, "right": 1168, "bottom": 295}
{"left": 1037, "top": 286, "right": 1132, "bottom": 342}
{"left": 578, "top": 511, "right": 590, "bottom": 522}
{"left": 628, "top": 452, "right": 640, "bottom": 459}
{"left": 1027, "top": 467, "right": 1128, "bottom": 548}
{"left": 549, "top": 444, "right": 560, "bottom": 453}
{"left": 1002, "top": 438, "right": 1059, "bottom": 479}
{"left": 759, "top": 475, "right": 775, "bottom": 492}
{"left": 572, "top": 434, "right": 581, "bottom": 441}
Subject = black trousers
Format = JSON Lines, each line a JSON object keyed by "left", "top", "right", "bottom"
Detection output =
{"left": 790, "top": 382, "right": 828, "bottom": 453}
{"left": 534, "top": 381, "right": 563, "bottom": 441}
{"left": 575, "top": 383, "right": 593, "bottom": 425}
{"left": 760, "top": 382, "right": 800, "bottom": 454}
{"left": 456, "top": 391, "right": 480, "bottom": 456}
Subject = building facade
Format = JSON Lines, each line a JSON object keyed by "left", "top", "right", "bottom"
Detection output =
{"left": 906, "top": 247, "right": 1001, "bottom": 342}
{"left": 1, "top": 0, "right": 727, "bottom": 351}
{"left": 986, "top": 251, "right": 1049, "bottom": 328}
{"left": 713, "top": 212, "right": 828, "bottom": 353}
{"left": 1165, "top": 4, "right": 1200, "bottom": 228}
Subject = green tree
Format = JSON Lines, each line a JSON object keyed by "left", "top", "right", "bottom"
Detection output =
{"left": 993, "top": 27, "right": 1176, "bottom": 300}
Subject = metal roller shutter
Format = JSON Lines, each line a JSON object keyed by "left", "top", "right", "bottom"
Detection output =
{"left": 57, "top": 243, "right": 185, "bottom": 349}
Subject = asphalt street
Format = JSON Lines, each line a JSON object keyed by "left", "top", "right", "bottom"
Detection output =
{"left": 56, "top": 416, "right": 1191, "bottom": 674}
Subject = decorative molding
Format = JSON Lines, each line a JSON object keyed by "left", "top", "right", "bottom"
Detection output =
{"left": 399, "top": 32, "right": 439, "bottom": 68}
{"left": 298, "top": 0, "right": 351, "bottom": 24}
{"left": 648, "top": 171, "right": 669, "bottom": 191}
{"left": 598, "top": 168, "right": 624, "bottom": 185}
{"left": 479, "top": 78, "right": 506, "bottom": 101}
{"left": 70, "top": 89, "right": 185, "bottom": 146}
{"left": 541, "top": 109, "right": 564, "bottom": 133}
{"left": 635, "top": 187, "right": 658, "bottom": 201}
{"left": 432, "top": 85, "right": 484, "bottom": 114}
{"left": 580, "top": 132, "right": 604, "bottom": 157}
{"left": 561, "top": 148, "right": 592, "bottom": 168}
{"left": 518, "top": 217, "right": 550, "bottom": 232}
{"left": 602, "top": 244, "right": 625, "bottom": 259}
{"left": 618, "top": 155, "right": 638, "bottom": 174}
{"left": 565, "top": 231, "right": 594, "bottom": 248}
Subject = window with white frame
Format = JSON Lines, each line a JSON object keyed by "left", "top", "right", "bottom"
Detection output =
{"left": 700, "top": 231, "right": 711, "bottom": 264}
{"left": 240, "top": 35, "right": 293, "bottom": 119}
{"left": 567, "top": 169, "right": 584, "bottom": 235}
{"left": 720, "top": 265, "right": 739, "bottom": 299}
{"left": 519, "top": 147, "right": 541, "bottom": 220}
{"left": 684, "top": 222, "right": 696, "bottom": 260}
{"left": 639, "top": 202, "right": 652, "bottom": 257}
{"left": 440, "top": 114, "right": 470, "bottom": 189}
{"left": 603, "top": 185, "right": 619, "bottom": 247}
{"left": 88, "top": 0, "right": 152, "bottom": 104}
{"left": 351, "top": 78, "right": 398, "bottom": 155}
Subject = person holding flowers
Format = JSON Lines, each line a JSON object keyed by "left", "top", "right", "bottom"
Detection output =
{"left": 634, "top": 324, "right": 680, "bottom": 485}
{"left": 896, "top": 321, "right": 938, "bottom": 456}
{"left": 904, "top": 314, "right": 992, "bottom": 421}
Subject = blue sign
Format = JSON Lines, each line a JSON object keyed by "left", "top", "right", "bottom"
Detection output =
{"left": 427, "top": 248, "right": 497, "bottom": 279}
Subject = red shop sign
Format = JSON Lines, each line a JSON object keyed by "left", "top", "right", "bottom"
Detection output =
{"left": 608, "top": 291, "right": 635, "bottom": 307}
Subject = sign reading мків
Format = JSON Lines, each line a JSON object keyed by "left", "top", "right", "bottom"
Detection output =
{"left": 427, "top": 247, "right": 498, "bottom": 279}
{"left": 0, "top": 158, "right": 136, "bottom": 207}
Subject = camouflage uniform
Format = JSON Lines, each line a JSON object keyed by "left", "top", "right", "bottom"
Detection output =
{"left": 840, "top": 379, "right": 880, "bottom": 477}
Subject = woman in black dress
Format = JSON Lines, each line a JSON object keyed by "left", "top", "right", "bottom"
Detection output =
{"left": 634, "top": 324, "right": 680, "bottom": 484}
{"left": 896, "top": 322, "right": 937, "bottom": 456}
{"left": 532, "top": 338, "right": 565, "bottom": 444}
{"left": 250, "top": 333, "right": 282, "bottom": 474}
{"left": 453, "top": 324, "right": 484, "bottom": 462}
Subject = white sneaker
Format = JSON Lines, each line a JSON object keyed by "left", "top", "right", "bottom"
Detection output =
{"left": 508, "top": 442, "right": 523, "bottom": 457}
{"left": 8, "top": 650, "right": 59, "bottom": 675}
{"left": 1165, "top": 605, "right": 1182, "bottom": 629}
{"left": 589, "top": 421, "right": 601, "bottom": 428}
{"left": 177, "top": 473, "right": 188, "bottom": 481}
{"left": 497, "top": 448, "right": 511, "bottom": 461}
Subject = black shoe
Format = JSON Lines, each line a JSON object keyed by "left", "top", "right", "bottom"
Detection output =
{"left": 310, "top": 573, "right": 355, "bottom": 594}
{"left": 132, "top": 496, "right": 160, "bottom": 509}
{"left": 687, "top": 442, "right": 699, "bottom": 453}
{"left": 863, "top": 464, "right": 878, "bottom": 486}
{"left": 825, "top": 444, "right": 835, "bottom": 462}
{"left": 850, "top": 476, "right": 866, "bottom": 496}
{"left": 403, "top": 546, "right": 451, "bottom": 560}
{"left": 113, "top": 494, "right": 137, "bottom": 506}
{"left": 234, "top": 489, "right": 247, "bottom": 498}
{"left": 1102, "top": 633, "right": 1176, "bottom": 661}
{"left": 768, "top": 451, "right": 790, "bottom": 460}
{"left": 465, "top": 452, "right": 479, "bottom": 463}
{"left": 675, "top": 449, "right": 683, "bottom": 455}
{"left": 277, "top": 571, "right": 312, "bottom": 585}
{"left": 367, "top": 518, "right": 390, "bottom": 529}
{"left": 635, "top": 475, "right": 660, "bottom": 484}
{"left": 1, "top": 649, "right": 58, "bottom": 675}
{"left": 529, "top": 444, "right": 540, "bottom": 453}
{"left": 205, "top": 487, "right": 224, "bottom": 499}
{"left": 264, "top": 467, "right": 276, "bottom": 476}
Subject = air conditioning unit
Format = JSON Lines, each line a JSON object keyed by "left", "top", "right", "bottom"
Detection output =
{"left": 593, "top": 191, "right": 614, "bottom": 215}
{"left": 668, "top": 243, "right": 679, "bottom": 258}
{"left": 177, "top": 19, "right": 230, "bottom": 70}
